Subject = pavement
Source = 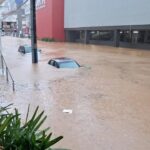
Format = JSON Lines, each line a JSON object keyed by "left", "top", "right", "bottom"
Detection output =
{"left": 0, "top": 36, "right": 150, "bottom": 150}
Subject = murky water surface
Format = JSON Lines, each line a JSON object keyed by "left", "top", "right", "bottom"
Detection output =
{"left": 0, "top": 37, "right": 150, "bottom": 150}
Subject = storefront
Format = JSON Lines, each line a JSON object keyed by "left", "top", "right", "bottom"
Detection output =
{"left": 2, "top": 21, "right": 16, "bottom": 35}
{"left": 64, "top": 0, "right": 150, "bottom": 49}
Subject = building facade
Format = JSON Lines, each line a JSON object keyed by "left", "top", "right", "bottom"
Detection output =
{"left": 0, "top": 0, "right": 17, "bottom": 34}
{"left": 1, "top": 0, "right": 150, "bottom": 49}
{"left": 64, "top": 0, "right": 150, "bottom": 49}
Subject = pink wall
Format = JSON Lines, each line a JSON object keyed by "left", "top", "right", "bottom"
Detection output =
{"left": 52, "top": 0, "right": 64, "bottom": 41}
{"left": 36, "top": 0, "right": 52, "bottom": 39}
{"left": 36, "top": 0, "right": 64, "bottom": 41}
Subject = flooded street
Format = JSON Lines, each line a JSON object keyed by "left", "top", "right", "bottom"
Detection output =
{"left": 0, "top": 36, "right": 150, "bottom": 150}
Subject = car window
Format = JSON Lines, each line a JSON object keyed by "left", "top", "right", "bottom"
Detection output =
{"left": 50, "top": 60, "right": 54, "bottom": 66}
{"left": 25, "top": 47, "right": 31, "bottom": 53}
{"left": 23, "top": 47, "right": 26, "bottom": 53}
{"left": 59, "top": 61, "right": 79, "bottom": 68}
{"left": 53, "top": 61, "right": 58, "bottom": 68}
{"left": 20, "top": 46, "right": 25, "bottom": 53}
{"left": 55, "top": 62, "right": 59, "bottom": 68}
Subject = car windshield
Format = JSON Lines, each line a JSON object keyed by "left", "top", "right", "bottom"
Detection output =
{"left": 25, "top": 47, "right": 32, "bottom": 53}
{"left": 59, "top": 61, "right": 79, "bottom": 68}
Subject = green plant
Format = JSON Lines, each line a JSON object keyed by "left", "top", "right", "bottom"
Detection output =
{"left": 0, "top": 104, "right": 63, "bottom": 150}
{"left": 41, "top": 38, "right": 55, "bottom": 42}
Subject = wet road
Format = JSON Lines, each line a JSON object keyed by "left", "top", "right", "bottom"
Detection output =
{"left": 0, "top": 36, "right": 150, "bottom": 150}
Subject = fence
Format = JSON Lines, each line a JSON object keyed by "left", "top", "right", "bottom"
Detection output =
{"left": 0, "top": 53, "right": 15, "bottom": 91}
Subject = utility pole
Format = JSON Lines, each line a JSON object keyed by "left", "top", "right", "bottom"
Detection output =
{"left": 30, "top": 0, "right": 38, "bottom": 63}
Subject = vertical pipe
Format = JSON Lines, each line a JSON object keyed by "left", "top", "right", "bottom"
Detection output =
{"left": 6, "top": 67, "right": 8, "bottom": 82}
{"left": 0, "top": 31, "right": 2, "bottom": 50}
{"left": 30, "top": 0, "right": 38, "bottom": 63}
{"left": 114, "top": 30, "right": 120, "bottom": 47}
{"left": 1, "top": 55, "right": 4, "bottom": 74}
{"left": 84, "top": 30, "right": 89, "bottom": 44}
{"left": 12, "top": 81, "right": 15, "bottom": 92}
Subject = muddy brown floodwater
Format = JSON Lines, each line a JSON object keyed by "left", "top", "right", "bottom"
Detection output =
{"left": 0, "top": 36, "right": 150, "bottom": 150}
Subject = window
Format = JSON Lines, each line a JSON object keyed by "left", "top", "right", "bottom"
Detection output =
{"left": 59, "top": 61, "right": 79, "bottom": 68}
{"left": 90, "top": 31, "right": 99, "bottom": 40}
{"left": 50, "top": 60, "right": 54, "bottom": 66}
{"left": 89, "top": 31, "right": 113, "bottom": 41}
{"left": 99, "top": 31, "right": 113, "bottom": 41}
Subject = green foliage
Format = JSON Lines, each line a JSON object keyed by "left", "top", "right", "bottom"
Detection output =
{"left": 0, "top": 105, "right": 63, "bottom": 150}
{"left": 41, "top": 38, "right": 55, "bottom": 42}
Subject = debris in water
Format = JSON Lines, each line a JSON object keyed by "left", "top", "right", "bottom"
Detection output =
{"left": 63, "top": 109, "right": 73, "bottom": 114}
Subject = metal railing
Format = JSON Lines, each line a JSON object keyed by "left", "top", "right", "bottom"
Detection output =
{"left": 0, "top": 53, "right": 15, "bottom": 91}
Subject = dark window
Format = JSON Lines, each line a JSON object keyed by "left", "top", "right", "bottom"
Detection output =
{"left": 53, "top": 61, "right": 57, "bottom": 67}
{"left": 147, "top": 31, "right": 150, "bottom": 43}
{"left": 137, "top": 31, "right": 150, "bottom": 44}
{"left": 55, "top": 62, "right": 59, "bottom": 68}
{"left": 89, "top": 31, "right": 113, "bottom": 41}
{"left": 137, "top": 31, "right": 145, "bottom": 43}
{"left": 100, "top": 31, "right": 113, "bottom": 41}
{"left": 89, "top": 31, "right": 100, "bottom": 40}
{"left": 120, "top": 31, "right": 131, "bottom": 42}
{"left": 19, "top": 46, "right": 25, "bottom": 53}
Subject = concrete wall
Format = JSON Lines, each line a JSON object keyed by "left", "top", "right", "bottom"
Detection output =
{"left": 65, "top": 0, "right": 150, "bottom": 28}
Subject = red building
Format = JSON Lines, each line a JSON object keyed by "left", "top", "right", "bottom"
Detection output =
{"left": 36, "top": 0, "right": 64, "bottom": 41}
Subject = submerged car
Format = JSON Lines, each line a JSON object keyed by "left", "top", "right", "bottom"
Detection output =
{"left": 18, "top": 45, "right": 41, "bottom": 54}
{"left": 48, "top": 57, "right": 80, "bottom": 69}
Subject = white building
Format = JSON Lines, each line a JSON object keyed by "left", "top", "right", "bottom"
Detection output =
{"left": 65, "top": 0, "right": 150, "bottom": 49}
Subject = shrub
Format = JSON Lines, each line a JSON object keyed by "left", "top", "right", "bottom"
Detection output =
{"left": 41, "top": 38, "right": 55, "bottom": 42}
{"left": 0, "top": 104, "right": 63, "bottom": 150}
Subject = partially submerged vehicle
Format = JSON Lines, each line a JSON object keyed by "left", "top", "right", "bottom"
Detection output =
{"left": 48, "top": 57, "right": 80, "bottom": 69}
{"left": 18, "top": 45, "right": 41, "bottom": 54}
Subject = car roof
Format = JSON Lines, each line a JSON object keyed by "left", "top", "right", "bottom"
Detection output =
{"left": 51, "top": 57, "right": 75, "bottom": 63}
